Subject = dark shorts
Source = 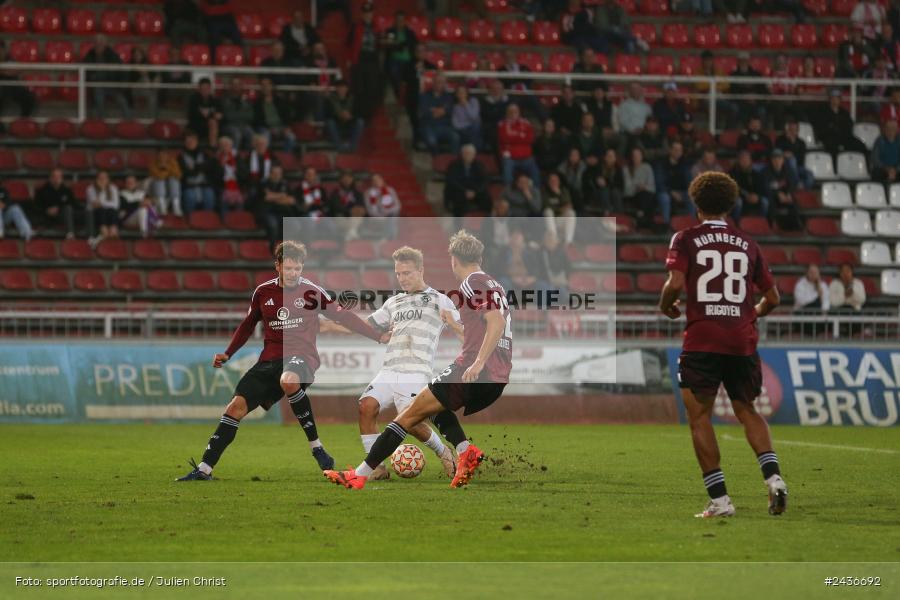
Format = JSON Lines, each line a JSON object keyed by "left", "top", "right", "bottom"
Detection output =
{"left": 234, "top": 356, "right": 312, "bottom": 412}
{"left": 678, "top": 351, "right": 762, "bottom": 402}
{"left": 427, "top": 362, "right": 507, "bottom": 416}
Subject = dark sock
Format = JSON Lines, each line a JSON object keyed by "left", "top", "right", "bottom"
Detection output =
{"left": 288, "top": 388, "right": 319, "bottom": 442}
{"left": 201, "top": 414, "right": 240, "bottom": 467}
{"left": 431, "top": 410, "right": 467, "bottom": 447}
{"left": 365, "top": 421, "right": 407, "bottom": 469}
{"left": 757, "top": 451, "right": 781, "bottom": 479}
{"left": 702, "top": 468, "right": 728, "bottom": 499}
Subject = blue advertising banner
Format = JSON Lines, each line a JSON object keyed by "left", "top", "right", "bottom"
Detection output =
{"left": 667, "top": 348, "right": 900, "bottom": 426}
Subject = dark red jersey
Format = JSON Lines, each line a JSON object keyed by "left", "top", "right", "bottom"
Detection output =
{"left": 455, "top": 271, "right": 513, "bottom": 382}
{"left": 665, "top": 219, "right": 775, "bottom": 356}
{"left": 225, "top": 275, "right": 381, "bottom": 372}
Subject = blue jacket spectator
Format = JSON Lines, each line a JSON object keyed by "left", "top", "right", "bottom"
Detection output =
{"left": 655, "top": 141, "right": 693, "bottom": 226}
{"left": 872, "top": 119, "right": 900, "bottom": 183}
{"left": 418, "top": 73, "right": 459, "bottom": 155}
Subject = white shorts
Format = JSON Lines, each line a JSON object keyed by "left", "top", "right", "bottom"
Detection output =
{"left": 359, "top": 370, "right": 428, "bottom": 414}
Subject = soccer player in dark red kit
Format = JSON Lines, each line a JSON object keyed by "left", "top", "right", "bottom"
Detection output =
{"left": 177, "top": 241, "right": 388, "bottom": 480}
{"left": 659, "top": 172, "right": 788, "bottom": 518}
{"left": 323, "top": 230, "right": 513, "bottom": 489}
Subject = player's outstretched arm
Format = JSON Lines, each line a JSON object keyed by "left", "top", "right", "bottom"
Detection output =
{"left": 754, "top": 286, "right": 781, "bottom": 318}
{"left": 441, "top": 308, "right": 465, "bottom": 341}
{"left": 325, "top": 303, "right": 386, "bottom": 343}
{"left": 658, "top": 270, "right": 685, "bottom": 320}
{"left": 318, "top": 317, "right": 352, "bottom": 334}
{"left": 221, "top": 293, "right": 262, "bottom": 362}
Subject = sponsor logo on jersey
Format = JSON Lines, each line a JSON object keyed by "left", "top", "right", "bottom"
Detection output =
{"left": 394, "top": 309, "right": 424, "bottom": 322}
{"left": 277, "top": 307, "right": 290, "bottom": 321}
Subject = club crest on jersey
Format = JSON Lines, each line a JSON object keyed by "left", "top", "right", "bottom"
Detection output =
{"left": 419, "top": 293, "right": 431, "bottom": 305}
{"left": 293, "top": 297, "right": 305, "bottom": 309}
{"left": 277, "top": 307, "right": 290, "bottom": 320}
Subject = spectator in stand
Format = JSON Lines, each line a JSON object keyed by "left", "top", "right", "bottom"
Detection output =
{"left": 221, "top": 78, "right": 255, "bottom": 151}
{"left": 383, "top": 11, "right": 418, "bottom": 98}
{"left": 120, "top": 174, "right": 158, "bottom": 238}
{"left": 839, "top": 28, "right": 876, "bottom": 76}
{"left": 729, "top": 149, "right": 768, "bottom": 221}
{"left": 261, "top": 40, "right": 298, "bottom": 90}
{"left": 730, "top": 51, "right": 767, "bottom": 119}
{"left": 718, "top": 0, "right": 748, "bottom": 23}
{"left": 829, "top": 264, "right": 867, "bottom": 313}
{"left": 281, "top": 10, "right": 320, "bottom": 62}
{"left": 498, "top": 103, "right": 541, "bottom": 186}
{"left": 793, "top": 264, "right": 830, "bottom": 314}
{"left": 767, "top": 53, "right": 794, "bottom": 128}
{"left": 637, "top": 116, "right": 668, "bottom": 164}
{"left": 444, "top": 144, "right": 491, "bottom": 226}
{"left": 348, "top": 3, "right": 384, "bottom": 121}
{"left": 0, "top": 180, "right": 33, "bottom": 241}
{"left": 694, "top": 49, "right": 735, "bottom": 129}
{"left": 551, "top": 84, "right": 588, "bottom": 137}
{"left": 582, "top": 147, "right": 624, "bottom": 216}
{"left": 499, "top": 50, "right": 546, "bottom": 121}
{"left": 623, "top": 147, "right": 656, "bottom": 229}
{"left": 419, "top": 73, "right": 459, "bottom": 155}
{"left": 737, "top": 115, "right": 773, "bottom": 169}
{"left": 260, "top": 165, "right": 300, "bottom": 251}
{"left": 365, "top": 173, "right": 401, "bottom": 238}
{"left": 178, "top": 132, "right": 217, "bottom": 215}
{"left": 148, "top": 148, "right": 182, "bottom": 216}
{"left": 618, "top": 84, "right": 653, "bottom": 141}
{"left": 34, "top": 169, "right": 82, "bottom": 239}
{"left": 560, "top": 0, "right": 598, "bottom": 50}
{"left": 187, "top": 78, "right": 223, "bottom": 148}
{"left": 164, "top": 0, "right": 206, "bottom": 45}
{"left": 86, "top": 171, "right": 120, "bottom": 246}
{"left": 653, "top": 82, "right": 687, "bottom": 137}
{"left": 655, "top": 141, "right": 694, "bottom": 229}
{"left": 318, "top": 0, "right": 352, "bottom": 26}
{"left": 881, "top": 86, "right": 900, "bottom": 125}
{"left": 671, "top": 113, "right": 700, "bottom": 160}
{"left": 558, "top": 147, "right": 586, "bottom": 205}
{"left": 684, "top": 0, "right": 714, "bottom": 16}
{"left": 691, "top": 147, "right": 724, "bottom": 179}
{"left": 853, "top": 1, "right": 887, "bottom": 41}
{"left": 498, "top": 228, "right": 549, "bottom": 295}
{"left": 328, "top": 170, "right": 367, "bottom": 240}
{"left": 764, "top": 149, "right": 802, "bottom": 231}
{"left": 200, "top": 0, "right": 242, "bottom": 54}
{"left": 0, "top": 42, "right": 36, "bottom": 118}
{"left": 480, "top": 198, "right": 512, "bottom": 274}
{"left": 246, "top": 134, "right": 277, "bottom": 186}
{"left": 542, "top": 172, "right": 577, "bottom": 243}
{"left": 534, "top": 118, "right": 569, "bottom": 174}
{"left": 405, "top": 45, "right": 437, "bottom": 146}
{"left": 325, "top": 79, "right": 364, "bottom": 153}
{"left": 253, "top": 77, "right": 297, "bottom": 152}
{"left": 481, "top": 79, "right": 511, "bottom": 152}
{"left": 572, "top": 112, "right": 604, "bottom": 164}
{"left": 593, "top": 0, "right": 647, "bottom": 54}
{"left": 84, "top": 35, "right": 131, "bottom": 119}
{"left": 304, "top": 42, "right": 337, "bottom": 121}
{"left": 540, "top": 230, "right": 571, "bottom": 298}
{"left": 775, "top": 118, "right": 814, "bottom": 189}
{"left": 299, "top": 167, "right": 327, "bottom": 218}
{"left": 503, "top": 172, "right": 542, "bottom": 218}
{"left": 573, "top": 48, "right": 608, "bottom": 95}
{"left": 586, "top": 85, "right": 615, "bottom": 137}
{"left": 160, "top": 46, "right": 191, "bottom": 109}
{"left": 875, "top": 23, "right": 900, "bottom": 71}
{"left": 795, "top": 55, "right": 826, "bottom": 115}
{"left": 216, "top": 136, "right": 244, "bottom": 214}
{"left": 128, "top": 47, "right": 159, "bottom": 119}
{"left": 452, "top": 86, "right": 482, "bottom": 150}
{"left": 872, "top": 118, "right": 900, "bottom": 183}
{"left": 863, "top": 56, "right": 894, "bottom": 103}
{"left": 813, "top": 88, "right": 869, "bottom": 158}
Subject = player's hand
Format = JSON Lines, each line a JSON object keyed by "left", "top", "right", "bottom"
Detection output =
{"left": 440, "top": 309, "right": 456, "bottom": 326}
{"left": 462, "top": 359, "right": 484, "bottom": 383}
{"left": 661, "top": 300, "right": 681, "bottom": 320}
{"left": 212, "top": 353, "right": 230, "bottom": 368}
{"left": 378, "top": 325, "right": 393, "bottom": 344}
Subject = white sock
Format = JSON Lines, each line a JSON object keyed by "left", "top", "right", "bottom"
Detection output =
{"left": 361, "top": 434, "right": 379, "bottom": 453}
{"left": 309, "top": 439, "right": 322, "bottom": 450}
{"left": 456, "top": 440, "right": 470, "bottom": 454}
{"left": 198, "top": 462, "right": 213, "bottom": 475}
{"left": 355, "top": 461, "right": 374, "bottom": 477}
{"left": 424, "top": 430, "right": 445, "bottom": 456}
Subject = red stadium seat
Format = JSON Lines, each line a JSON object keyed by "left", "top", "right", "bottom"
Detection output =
{"left": 32, "top": 8, "right": 62, "bottom": 33}
{"left": 361, "top": 270, "right": 393, "bottom": 290}
{"left": 22, "top": 149, "right": 54, "bottom": 171}
{"left": 309, "top": 239, "right": 340, "bottom": 257}
{"left": 713, "top": 56, "right": 737, "bottom": 76}
{"left": 631, "top": 23, "right": 657, "bottom": 46}
{"left": 406, "top": 15, "right": 430, "bottom": 40}
{"left": 23, "top": 74, "right": 52, "bottom": 101}
{"left": 671, "top": 215, "right": 698, "bottom": 231}
{"left": 424, "top": 49, "right": 446, "bottom": 70}
{"left": 182, "top": 44, "right": 211, "bottom": 66}
{"left": 790, "top": 24, "right": 817, "bottom": 48}
{"left": 127, "top": 150, "right": 152, "bottom": 170}
{"left": 133, "top": 239, "right": 166, "bottom": 260}
{"left": 238, "top": 240, "right": 271, "bottom": 261}
{"left": 614, "top": 55, "right": 641, "bottom": 75}
{"left": 203, "top": 240, "right": 236, "bottom": 261}
{"left": 484, "top": 51, "right": 505, "bottom": 70}
{"left": 9, "top": 118, "right": 40, "bottom": 139}
{"left": 647, "top": 55, "right": 674, "bottom": 76}
{"left": 216, "top": 45, "right": 245, "bottom": 66}
{"left": 302, "top": 152, "right": 333, "bottom": 172}
{"left": 334, "top": 154, "right": 366, "bottom": 172}
{"left": 603, "top": 273, "right": 634, "bottom": 294}
{"left": 760, "top": 247, "right": 788, "bottom": 265}
{"left": 248, "top": 45, "right": 272, "bottom": 66}
{"left": 94, "top": 150, "right": 125, "bottom": 171}
{"left": 794, "top": 190, "right": 819, "bottom": 209}
{"left": 66, "top": 9, "right": 96, "bottom": 35}
{"left": 236, "top": 13, "right": 265, "bottom": 39}
{"left": 516, "top": 52, "right": 544, "bottom": 72}
{"left": 679, "top": 55, "right": 702, "bottom": 76}
{"left": 80, "top": 119, "right": 111, "bottom": 140}
{"left": 485, "top": 0, "right": 511, "bottom": 11}
{"left": 114, "top": 120, "right": 147, "bottom": 140}
{"left": 802, "top": 0, "right": 828, "bottom": 16}
{"left": 4, "top": 180, "right": 29, "bottom": 202}
{"left": 1, "top": 269, "right": 34, "bottom": 291}
{"left": 816, "top": 57, "right": 835, "bottom": 78}
{"left": 135, "top": 10, "right": 164, "bottom": 36}
{"left": 188, "top": 211, "right": 222, "bottom": 231}
{"left": 758, "top": 24, "right": 785, "bottom": 48}
{"left": 344, "top": 240, "right": 377, "bottom": 261}
{"left": 584, "top": 244, "right": 615, "bottom": 263}
{"left": 38, "top": 270, "right": 71, "bottom": 292}
{"left": 786, "top": 56, "right": 805, "bottom": 77}
{"left": 0, "top": 239, "right": 21, "bottom": 260}
{"left": 72, "top": 181, "right": 91, "bottom": 202}
{"left": 693, "top": 24, "right": 721, "bottom": 48}
{"left": 569, "top": 272, "right": 598, "bottom": 293}
{"left": 619, "top": 244, "right": 650, "bottom": 263}
{"left": 450, "top": 51, "right": 479, "bottom": 71}
{"left": 56, "top": 73, "right": 78, "bottom": 102}
{"left": 432, "top": 154, "right": 455, "bottom": 173}
{"left": 111, "top": 271, "right": 143, "bottom": 292}
{"left": 547, "top": 52, "right": 577, "bottom": 73}
{"left": 500, "top": 21, "right": 530, "bottom": 45}
{"left": 662, "top": 24, "right": 689, "bottom": 48}
{"left": 45, "top": 41, "right": 75, "bottom": 64}
{"left": 170, "top": 240, "right": 202, "bottom": 261}
{"left": 266, "top": 14, "right": 291, "bottom": 38}
{"left": 8, "top": 40, "right": 39, "bottom": 63}
{"left": 112, "top": 42, "right": 133, "bottom": 63}
{"left": 792, "top": 246, "right": 822, "bottom": 265}
{"left": 750, "top": 57, "right": 772, "bottom": 77}
{"left": 292, "top": 122, "right": 320, "bottom": 142}
{"left": 58, "top": 149, "right": 90, "bottom": 171}
{"left": 821, "top": 24, "right": 848, "bottom": 48}
{"left": 0, "top": 150, "right": 17, "bottom": 171}
{"left": 224, "top": 211, "right": 258, "bottom": 231}
{"left": 636, "top": 273, "right": 666, "bottom": 294}
{"left": 218, "top": 271, "right": 251, "bottom": 292}
{"left": 726, "top": 24, "right": 753, "bottom": 48}
{"left": 148, "top": 120, "right": 183, "bottom": 140}
{"left": 738, "top": 216, "right": 772, "bottom": 236}
{"left": 96, "top": 239, "right": 129, "bottom": 261}
{"left": 148, "top": 271, "right": 179, "bottom": 292}
{"left": 643, "top": 0, "right": 669, "bottom": 15}
{"left": 254, "top": 270, "right": 276, "bottom": 286}
{"left": 74, "top": 271, "right": 107, "bottom": 292}
{"left": 533, "top": 21, "right": 561, "bottom": 45}
{"left": 61, "top": 239, "right": 92, "bottom": 261}
{"left": 148, "top": 42, "right": 171, "bottom": 64}
{"left": 273, "top": 151, "right": 298, "bottom": 172}
{"left": 323, "top": 270, "right": 359, "bottom": 290}
{"left": 25, "top": 239, "right": 58, "bottom": 261}
{"left": 826, "top": 247, "right": 858, "bottom": 266}
{"left": 183, "top": 272, "right": 216, "bottom": 292}
{"left": 44, "top": 119, "right": 77, "bottom": 140}
{"left": 831, "top": 0, "right": 855, "bottom": 16}
{"left": 435, "top": 17, "right": 464, "bottom": 42}
{"left": 0, "top": 5, "right": 27, "bottom": 32}
{"left": 100, "top": 10, "right": 130, "bottom": 35}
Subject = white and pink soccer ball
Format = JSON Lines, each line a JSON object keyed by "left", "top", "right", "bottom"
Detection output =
{"left": 390, "top": 444, "right": 425, "bottom": 478}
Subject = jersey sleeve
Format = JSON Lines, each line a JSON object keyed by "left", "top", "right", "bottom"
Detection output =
{"left": 367, "top": 301, "right": 392, "bottom": 330}
{"left": 224, "top": 287, "right": 262, "bottom": 357}
{"left": 437, "top": 293, "right": 462, "bottom": 323}
{"left": 752, "top": 243, "right": 775, "bottom": 292}
{"left": 465, "top": 276, "right": 503, "bottom": 314}
{"left": 664, "top": 231, "right": 689, "bottom": 273}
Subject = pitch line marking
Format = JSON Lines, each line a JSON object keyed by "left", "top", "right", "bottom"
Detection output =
{"left": 720, "top": 434, "right": 900, "bottom": 455}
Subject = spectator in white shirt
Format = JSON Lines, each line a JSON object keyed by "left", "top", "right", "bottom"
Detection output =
{"left": 829, "top": 263, "right": 866, "bottom": 312}
{"left": 365, "top": 173, "right": 401, "bottom": 238}
{"left": 86, "top": 170, "right": 120, "bottom": 246}
{"left": 617, "top": 83, "right": 653, "bottom": 137}
{"left": 793, "top": 263, "right": 830, "bottom": 313}
{"left": 851, "top": 1, "right": 886, "bottom": 41}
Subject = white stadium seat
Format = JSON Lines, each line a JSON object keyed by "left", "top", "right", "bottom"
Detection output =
{"left": 805, "top": 151, "right": 836, "bottom": 180}
{"left": 798, "top": 122, "right": 817, "bottom": 148}
{"left": 880, "top": 269, "right": 900, "bottom": 296}
{"left": 836, "top": 152, "right": 869, "bottom": 181}
{"left": 841, "top": 209, "right": 874, "bottom": 236}
{"left": 853, "top": 122, "right": 880, "bottom": 150}
{"left": 891, "top": 183, "right": 900, "bottom": 208}
{"left": 821, "top": 182, "right": 853, "bottom": 208}
{"left": 896, "top": 241, "right": 900, "bottom": 263}
{"left": 855, "top": 182, "right": 887, "bottom": 208}
{"left": 875, "top": 210, "right": 900, "bottom": 237}
{"left": 860, "top": 241, "right": 893, "bottom": 266}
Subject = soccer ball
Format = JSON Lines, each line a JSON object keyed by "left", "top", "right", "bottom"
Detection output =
{"left": 390, "top": 444, "right": 425, "bottom": 478}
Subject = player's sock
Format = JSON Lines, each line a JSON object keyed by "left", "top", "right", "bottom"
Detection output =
{"left": 431, "top": 410, "right": 468, "bottom": 450}
{"left": 757, "top": 451, "right": 781, "bottom": 480}
{"left": 357, "top": 421, "right": 406, "bottom": 475}
{"left": 361, "top": 434, "right": 379, "bottom": 453}
{"left": 702, "top": 468, "right": 728, "bottom": 500}
{"left": 423, "top": 429, "right": 446, "bottom": 456}
{"left": 309, "top": 439, "right": 323, "bottom": 450}
{"left": 288, "top": 388, "right": 320, "bottom": 443}
{"left": 200, "top": 414, "right": 240, "bottom": 470}
{"left": 455, "top": 440, "right": 470, "bottom": 454}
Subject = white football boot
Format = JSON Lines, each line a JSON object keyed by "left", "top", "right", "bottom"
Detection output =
{"left": 695, "top": 495, "right": 736, "bottom": 518}
{"left": 369, "top": 463, "right": 391, "bottom": 481}
{"left": 438, "top": 446, "right": 457, "bottom": 478}
{"left": 766, "top": 475, "right": 788, "bottom": 515}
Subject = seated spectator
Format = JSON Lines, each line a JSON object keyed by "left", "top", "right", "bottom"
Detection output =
{"left": 653, "top": 82, "right": 687, "bottom": 137}
{"left": 557, "top": 147, "right": 586, "bottom": 205}
{"left": 540, "top": 231, "right": 571, "bottom": 298}
{"left": 187, "top": 78, "right": 223, "bottom": 148}
{"left": 164, "top": 0, "right": 205, "bottom": 45}
{"left": 328, "top": 169, "right": 367, "bottom": 240}
{"left": 775, "top": 118, "right": 815, "bottom": 189}
{"left": 260, "top": 165, "right": 300, "bottom": 250}
{"left": 618, "top": 84, "right": 653, "bottom": 138}
{"left": 419, "top": 73, "right": 459, "bottom": 155}
{"left": 498, "top": 103, "right": 541, "bottom": 186}
{"left": 737, "top": 115, "right": 773, "bottom": 168}
{"left": 84, "top": 35, "right": 131, "bottom": 119}
{"left": 839, "top": 28, "right": 876, "bottom": 76}
{"left": 216, "top": 136, "right": 244, "bottom": 214}
{"left": 451, "top": 86, "right": 482, "bottom": 150}
{"left": 0, "top": 41, "right": 36, "bottom": 117}
{"left": 444, "top": 144, "right": 491, "bottom": 224}
{"left": 655, "top": 141, "right": 694, "bottom": 228}
{"left": 365, "top": 173, "right": 401, "bottom": 238}
{"left": 499, "top": 50, "right": 545, "bottom": 121}
{"left": 534, "top": 118, "right": 570, "bottom": 174}
{"left": 280, "top": 9, "right": 320, "bottom": 62}
{"left": 593, "top": 0, "right": 647, "bottom": 54}
{"left": 304, "top": 42, "right": 337, "bottom": 121}
{"left": 721, "top": 0, "right": 748, "bottom": 23}
{"left": 222, "top": 78, "right": 256, "bottom": 151}
{"left": 262, "top": 40, "right": 297, "bottom": 88}
{"left": 637, "top": 116, "right": 667, "bottom": 164}
{"left": 813, "top": 88, "right": 869, "bottom": 157}
{"left": 178, "top": 132, "right": 217, "bottom": 215}
{"left": 120, "top": 174, "right": 159, "bottom": 238}
{"left": 764, "top": 149, "right": 802, "bottom": 231}
{"left": 480, "top": 79, "right": 511, "bottom": 152}
{"left": 694, "top": 49, "right": 736, "bottom": 129}
{"left": 582, "top": 147, "right": 624, "bottom": 216}
{"left": 795, "top": 54, "right": 826, "bottom": 109}
{"left": 573, "top": 48, "right": 608, "bottom": 95}
{"left": 502, "top": 172, "right": 542, "bottom": 218}
{"left": 561, "top": 0, "right": 598, "bottom": 50}
{"left": 0, "top": 180, "right": 33, "bottom": 241}
{"left": 34, "top": 169, "right": 82, "bottom": 239}
{"left": 253, "top": 77, "right": 297, "bottom": 152}
{"left": 300, "top": 167, "right": 327, "bottom": 218}
{"left": 586, "top": 85, "right": 614, "bottom": 137}
{"left": 383, "top": 11, "right": 418, "bottom": 97}
{"left": 542, "top": 172, "right": 576, "bottom": 243}
{"left": 148, "top": 148, "right": 183, "bottom": 216}
{"left": 871, "top": 119, "right": 900, "bottom": 183}
{"left": 793, "top": 264, "right": 830, "bottom": 313}
{"left": 86, "top": 171, "right": 120, "bottom": 245}
{"left": 623, "top": 147, "right": 656, "bottom": 229}
{"left": 498, "top": 228, "right": 548, "bottom": 295}
{"left": 862, "top": 56, "right": 894, "bottom": 102}
{"left": 852, "top": 1, "right": 885, "bottom": 42}
{"left": 829, "top": 264, "right": 867, "bottom": 312}
{"left": 480, "top": 199, "right": 512, "bottom": 274}
{"left": 729, "top": 150, "right": 768, "bottom": 221}
{"left": 551, "top": 84, "right": 588, "bottom": 136}
{"left": 325, "top": 79, "right": 364, "bottom": 153}
{"left": 571, "top": 112, "right": 604, "bottom": 163}
{"left": 691, "top": 147, "right": 724, "bottom": 179}
{"left": 768, "top": 54, "right": 795, "bottom": 128}
{"left": 200, "top": 0, "right": 242, "bottom": 53}
{"left": 875, "top": 22, "right": 900, "bottom": 71}
{"left": 128, "top": 47, "right": 159, "bottom": 119}
{"left": 160, "top": 46, "right": 191, "bottom": 109}
{"left": 671, "top": 113, "right": 700, "bottom": 160}
{"left": 730, "top": 51, "right": 767, "bottom": 119}
{"left": 881, "top": 86, "right": 900, "bottom": 125}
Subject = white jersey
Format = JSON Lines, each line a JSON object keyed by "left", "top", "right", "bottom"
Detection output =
{"left": 368, "top": 286, "right": 460, "bottom": 377}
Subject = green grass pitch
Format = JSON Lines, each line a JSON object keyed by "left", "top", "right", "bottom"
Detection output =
{"left": 2, "top": 423, "right": 898, "bottom": 598}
